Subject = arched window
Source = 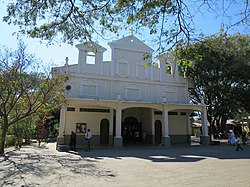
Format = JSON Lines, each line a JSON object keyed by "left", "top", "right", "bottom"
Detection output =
{"left": 86, "top": 52, "right": 96, "bottom": 64}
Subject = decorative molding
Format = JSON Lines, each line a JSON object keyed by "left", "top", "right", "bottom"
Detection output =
{"left": 124, "top": 84, "right": 142, "bottom": 101}
{"left": 79, "top": 80, "right": 99, "bottom": 98}
{"left": 117, "top": 57, "right": 130, "bottom": 77}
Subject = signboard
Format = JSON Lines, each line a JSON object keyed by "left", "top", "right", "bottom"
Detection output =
{"left": 76, "top": 123, "right": 86, "bottom": 133}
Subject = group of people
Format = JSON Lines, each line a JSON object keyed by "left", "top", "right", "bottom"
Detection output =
{"left": 69, "top": 129, "right": 92, "bottom": 152}
{"left": 228, "top": 130, "right": 247, "bottom": 151}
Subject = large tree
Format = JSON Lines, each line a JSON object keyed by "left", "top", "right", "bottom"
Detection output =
{"left": 3, "top": 0, "right": 249, "bottom": 50}
{"left": 0, "top": 42, "right": 66, "bottom": 155}
{"left": 176, "top": 33, "right": 250, "bottom": 135}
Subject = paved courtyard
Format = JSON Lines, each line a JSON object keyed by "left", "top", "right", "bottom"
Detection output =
{"left": 0, "top": 142, "right": 250, "bottom": 187}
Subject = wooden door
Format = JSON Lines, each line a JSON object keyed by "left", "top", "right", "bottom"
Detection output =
{"left": 100, "top": 119, "right": 109, "bottom": 144}
{"left": 155, "top": 120, "right": 162, "bottom": 145}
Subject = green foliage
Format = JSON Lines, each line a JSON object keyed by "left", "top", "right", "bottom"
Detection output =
{"left": 3, "top": 1, "right": 248, "bottom": 50}
{"left": 176, "top": 32, "right": 250, "bottom": 130}
{"left": 5, "top": 135, "right": 15, "bottom": 147}
{"left": 9, "top": 117, "right": 37, "bottom": 147}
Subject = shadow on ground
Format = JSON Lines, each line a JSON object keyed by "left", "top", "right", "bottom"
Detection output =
{"left": 75, "top": 144, "right": 250, "bottom": 163}
{"left": 0, "top": 145, "right": 116, "bottom": 187}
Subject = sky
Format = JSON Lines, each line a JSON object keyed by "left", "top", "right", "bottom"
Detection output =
{"left": 0, "top": 1, "right": 249, "bottom": 67}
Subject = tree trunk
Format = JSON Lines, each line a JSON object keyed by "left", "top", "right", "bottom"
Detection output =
{"left": 0, "top": 122, "right": 8, "bottom": 155}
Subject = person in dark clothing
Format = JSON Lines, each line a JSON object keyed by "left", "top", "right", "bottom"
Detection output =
{"left": 242, "top": 132, "right": 248, "bottom": 145}
{"left": 235, "top": 135, "right": 243, "bottom": 151}
{"left": 69, "top": 131, "right": 77, "bottom": 151}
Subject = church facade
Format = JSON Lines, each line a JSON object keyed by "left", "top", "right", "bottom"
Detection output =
{"left": 52, "top": 35, "right": 210, "bottom": 148}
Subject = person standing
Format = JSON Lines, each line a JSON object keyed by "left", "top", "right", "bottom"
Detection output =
{"left": 142, "top": 130, "right": 146, "bottom": 143}
{"left": 227, "top": 130, "right": 231, "bottom": 145}
{"left": 242, "top": 132, "right": 248, "bottom": 145}
{"left": 235, "top": 135, "right": 243, "bottom": 151}
{"left": 69, "top": 131, "right": 77, "bottom": 151}
{"left": 85, "top": 129, "right": 92, "bottom": 152}
{"left": 230, "top": 130, "right": 236, "bottom": 146}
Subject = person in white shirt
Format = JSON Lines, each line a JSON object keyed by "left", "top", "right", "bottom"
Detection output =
{"left": 85, "top": 129, "right": 92, "bottom": 152}
{"left": 230, "top": 130, "right": 236, "bottom": 145}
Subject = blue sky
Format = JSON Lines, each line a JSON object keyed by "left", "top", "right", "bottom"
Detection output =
{"left": 0, "top": 1, "right": 249, "bottom": 67}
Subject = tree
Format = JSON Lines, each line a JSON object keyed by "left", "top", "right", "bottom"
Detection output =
{"left": 0, "top": 42, "right": 66, "bottom": 155}
{"left": 176, "top": 33, "right": 250, "bottom": 135}
{"left": 3, "top": 0, "right": 249, "bottom": 51}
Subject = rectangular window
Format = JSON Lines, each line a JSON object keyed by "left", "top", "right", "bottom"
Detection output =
{"left": 79, "top": 108, "right": 110, "bottom": 113}
{"left": 154, "top": 111, "right": 162, "bottom": 115}
{"left": 168, "top": 112, "right": 178, "bottom": 115}
{"left": 180, "top": 112, "right": 186, "bottom": 116}
{"left": 154, "top": 111, "right": 178, "bottom": 115}
{"left": 67, "top": 107, "right": 75, "bottom": 111}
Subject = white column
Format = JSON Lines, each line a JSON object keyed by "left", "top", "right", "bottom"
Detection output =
{"left": 162, "top": 106, "right": 171, "bottom": 146}
{"left": 162, "top": 107, "right": 169, "bottom": 137}
{"left": 202, "top": 106, "right": 208, "bottom": 136}
{"left": 115, "top": 107, "right": 122, "bottom": 137}
{"left": 109, "top": 109, "right": 114, "bottom": 135}
{"left": 114, "top": 105, "right": 123, "bottom": 147}
{"left": 187, "top": 111, "right": 192, "bottom": 136}
{"left": 186, "top": 111, "right": 192, "bottom": 144}
{"left": 57, "top": 104, "right": 67, "bottom": 147}
{"left": 200, "top": 104, "right": 210, "bottom": 145}
{"left": 151, "top": 109, "right": 155, "bottom": 144}
{"left": 59, "top": 104, "right": 67, "bottom": 137}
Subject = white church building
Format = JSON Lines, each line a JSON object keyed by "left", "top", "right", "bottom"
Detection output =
{"left": 52, "top": 35, "right": 210, "bottom": 148}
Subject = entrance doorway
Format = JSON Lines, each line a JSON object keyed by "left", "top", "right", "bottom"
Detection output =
{"left": 122, "top": 117, "right": 142, "bottom": 144}
{"left": 100, "top": 119, "right": 109, "bottom": 144}
{"left": 155, "top": 120, "right": 162, "bottom": 145}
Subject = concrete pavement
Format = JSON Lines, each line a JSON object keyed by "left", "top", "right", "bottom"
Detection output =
{"left": 1, "top": 143, "right": 250, "bottom": 187}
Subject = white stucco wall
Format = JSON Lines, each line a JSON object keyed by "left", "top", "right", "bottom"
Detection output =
{"left": 64, "top": 106, "right": 111, "bottom": 135}
{"left": 153, "top": 112, "right": 188, "bottom": 136}
{"left": 169, "top": 115, "right": 187, "bottom": 135}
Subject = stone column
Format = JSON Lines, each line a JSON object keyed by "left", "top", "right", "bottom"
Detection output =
{"left": 201, "top": 105, "right": 210, "bottom": 145}
{"left": 57, "top": 104, "right": 67, "bottom": 147}
{"left": 162, "top": 106, "right": 171, "bottom": 147}
{"left": 109, "top": 109, "right": 114, "bottom": 144}
{"left": 114, "top": 105, "right": 123, "bottom": 147}
{"left": 151, "top": 109, "right": 155, "bottom": 144}
{"left": 187, "top": 111, "right": 193, "bottom": 143}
